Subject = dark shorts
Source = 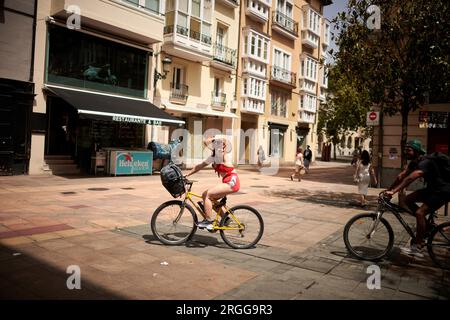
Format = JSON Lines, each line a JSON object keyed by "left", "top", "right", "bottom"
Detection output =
{"left": 406, "top": 188, "right": 450, "bottom": 212}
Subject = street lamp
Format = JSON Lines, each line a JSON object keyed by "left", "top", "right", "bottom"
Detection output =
{"left": 154, "top": 56, "right": 172, "bottom": 88}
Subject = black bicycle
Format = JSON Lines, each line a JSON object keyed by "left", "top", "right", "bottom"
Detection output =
{"left": 343, "top": 191, "right": 450, "bottom": 269}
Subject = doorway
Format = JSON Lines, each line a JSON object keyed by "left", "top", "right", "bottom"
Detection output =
{"left": 45, "top": 96, "right": 78, "bottom": 156}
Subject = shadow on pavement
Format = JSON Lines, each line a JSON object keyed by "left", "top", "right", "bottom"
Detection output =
{"left": 0, "top": 243, "right": 124, "bottom": 299}
{"left": 142, "top": 233, "right": 234, "bottom": 250}
{"left": 264, "top": 188, "right": 379, "bottom": 210}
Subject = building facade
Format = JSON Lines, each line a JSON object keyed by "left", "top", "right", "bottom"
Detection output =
{"left": 0, "top": 0, "right": 37, "bottom": 175}
{"left": 24, "top": 0, "right": 184, "bottom": 175}
{"left": 154, "top": 0, "right": 240, "bottom": 167}
{"left": 372, "top": 102, "right": 450, "bottom": 188}
{"left": 235, "top": 0, "right": 332, "bottom": 166}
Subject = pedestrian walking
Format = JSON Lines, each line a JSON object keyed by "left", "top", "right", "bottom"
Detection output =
{"left": 290, "top": 147, "right": 304, "bottom": 182}
{"left": 303, "top": 145, "right": 312, "bottom": 173}
{"left": 353, "top": 150, "right": 377, "bottom": 206}
{"left": 257, "top": 145, "right": 265, "bottom": 169}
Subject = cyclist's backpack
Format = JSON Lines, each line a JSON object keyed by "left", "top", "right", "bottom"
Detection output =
{"left": 425, "top": 152, "right": 450, "bottom": 182}
{"left": 160, "top": 163, "right": 185, "bottom": 198}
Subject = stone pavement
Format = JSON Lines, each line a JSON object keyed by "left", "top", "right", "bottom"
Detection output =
{"left": 0, "top": 163, "right": 449, "bottom": 299}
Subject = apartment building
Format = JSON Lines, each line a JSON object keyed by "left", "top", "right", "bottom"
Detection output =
{"left": 236, "top": 0, "right": 332, "bottom": 165}
{"left": 26, "top": 0, "right": 183, "bottom": 175}
{"left": 155, "top": 0, "right": 240, "bottom": 166}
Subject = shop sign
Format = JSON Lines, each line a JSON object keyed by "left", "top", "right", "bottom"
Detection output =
{"left": 112, "top": 116, "right": 162, "bottom": 126}
{"left": 114, "top": 151, "right": 153, "bottom": 175}
{"left": 419, "top": 111, "right": 449, "bottom": 129}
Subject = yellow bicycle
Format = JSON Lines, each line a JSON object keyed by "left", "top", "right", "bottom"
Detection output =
{"left": 150, "top": 178, "right": 264, "bottom": 249}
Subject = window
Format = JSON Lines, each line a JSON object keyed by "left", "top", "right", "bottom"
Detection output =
{"left": 144, "top": 0, "right": 159, "bottom": 13}
{"left": 47, "top": 25, "right": 148, "bottom": 98}
{"left": 179, "top": 0, "right": 188, "bottom": 12}
{"left": 191, "top": 0, "right": 200, "bottom": 17}
{"left": 216, "top": 26, "right": 225, "bottom": 45}
{"left": 172, "top": 66, "right": 184, "bottom": 89}
{"left": 271, "top": 91, "right": 288, "bottom": 117}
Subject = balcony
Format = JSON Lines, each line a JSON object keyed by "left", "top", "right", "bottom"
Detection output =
{"left": 270, "top": 66, "right": 296, "bottom": 88}
{"left": 121, "top": 0, "right": 163, "bottom": 16}
{"left": 211, "top": 92, "right": 227, "bottom": 110}
{"left": 272, "top": 11, "right": 299, "bottom": 40}
{"left": 298, "top": 111, "right": 315, "bottom": 124}
{"left": 216, "top": 0, "right": 239, "bottom": 8}
{"left": 211, "top": 43, "right": 237, "bottom": 72}
{"left": 245, "top": 0, "right": 271, "bottom": 24}
{"left": 241, "top": 98, "right": 265, "bottom": 114}
{"left": 50, "top": 0, "right": 164, "bottom": 44}
{"left": 299, "top": 79, "right": 316, "bottom": 95}
{"left": 163, "top": 23, "right": 212, "bottom": 62}
{"left": 170, "top": 82, "right": 189, "bottom": 104}
{"left": 322, "top": 19, "right": 331, "bottom": 48}
{"left": 302, "top": 31, "right": 319, "bottom": 48}
{"left": 242, "top": 58, "right": 267, "bottom": 79}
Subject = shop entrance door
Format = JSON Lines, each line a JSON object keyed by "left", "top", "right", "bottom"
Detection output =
{"left": 45, "top": 96, "right": 78, "bottom": 156}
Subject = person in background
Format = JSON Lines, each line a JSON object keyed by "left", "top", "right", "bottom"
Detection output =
{"left": 303, "top": 145, "right": 313, "bottom": 173}
{"left": 354, "top": 150, "right": 377, "bottom": 207}
{"left": 290, "top": 147, "right": 304, "bottom": 182}
{"left": 257, "top": 145, "right": 266, "bottom": 169}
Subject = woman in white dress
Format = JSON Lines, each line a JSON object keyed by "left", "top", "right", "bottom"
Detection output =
{"left": 290, "top": 147, "right": 304, "bottom": 182}
{"left": 354, "top": 150, "right": 377, "bottom": 206}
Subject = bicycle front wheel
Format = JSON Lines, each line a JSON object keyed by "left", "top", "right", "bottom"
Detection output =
{"left": 150, "top": 200, "right": 197, "bottom": 245}
{"left": 427, "top": 221, "right": 450, "bottom": 270}
{"left": 343, "top": 213, "right": 394, "bottom": 261}
{"left": 220, "top": 205, "right": 264, "bottom": 249}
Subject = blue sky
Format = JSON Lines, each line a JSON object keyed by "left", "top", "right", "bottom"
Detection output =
{"left": 323, "top": 0, "right": 349, "bottom": 63}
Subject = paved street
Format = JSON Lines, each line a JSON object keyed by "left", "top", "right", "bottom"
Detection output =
{"left": 0, "top": 162, "right": 449, "bottom": 300}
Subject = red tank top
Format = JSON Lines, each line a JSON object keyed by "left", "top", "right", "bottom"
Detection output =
{"left": 213, "top": 163, "right": 235, "bottom": 175}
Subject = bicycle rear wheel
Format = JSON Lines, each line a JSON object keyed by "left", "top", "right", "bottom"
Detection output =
{"left": 427, "top": 221, "right": 450, "bottom": 270}
{"left": 151, "top": 200, "right": 197, "bottom": 245}
{"left": 343, "top": 213, "right": 394, "bottom": 261}
{"left": 219, "top": 205, "right": 264, "bottom": 249}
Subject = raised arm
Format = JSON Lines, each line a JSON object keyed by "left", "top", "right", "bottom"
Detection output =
{"left": 387, "top": 169, "right": 423, "bottom": 195}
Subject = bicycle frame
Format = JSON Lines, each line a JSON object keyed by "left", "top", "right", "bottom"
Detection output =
{"left": 177, "top": 182, "right": 244, "bottom": 231}
{"left": 373, "top": 194, "right": 436, "bottom": 241}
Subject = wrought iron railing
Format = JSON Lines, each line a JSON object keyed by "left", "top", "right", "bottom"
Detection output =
{"left": 170, "top": 83, "right": 189, "bottom": 102}
{"left": 272, "top": 11, "right": 298, "bottom": 36}
{"left": 213, "top": 43, "right": 236, "bottom": 67}
{"left": 211, "top": 92, "right": 226, "bottom": 107}
{"left": 271, "top": 66, "right": 296, "bottom": 87}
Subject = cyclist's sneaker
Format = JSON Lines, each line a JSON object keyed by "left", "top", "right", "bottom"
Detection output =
{"left": 197, "top": 219, "right": 213, "bottom": 230}
{"left": 401, "top": 244, "right": 424, "bottom": 258}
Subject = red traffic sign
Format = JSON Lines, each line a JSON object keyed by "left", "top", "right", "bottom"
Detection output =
{"left": 366, "top": 111, "right": 380, "bottom": 126}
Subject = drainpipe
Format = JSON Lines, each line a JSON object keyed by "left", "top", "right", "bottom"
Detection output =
{"left": 29, "top": 0, "right": 38, "bottom": 82}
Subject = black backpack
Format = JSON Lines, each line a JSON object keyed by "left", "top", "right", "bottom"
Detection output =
{"left": 160, "top": 163, "right": 185, "bottom": 198}
{"left": 425, "top": 152, "right": 450, "bottom": 183}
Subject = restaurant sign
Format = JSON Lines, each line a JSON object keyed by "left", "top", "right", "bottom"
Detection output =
{"left": 419, "top": 111, "right": 449, "bottom": 129}
{"left": 112, "top": 115, "right": 162, "bottom": 126}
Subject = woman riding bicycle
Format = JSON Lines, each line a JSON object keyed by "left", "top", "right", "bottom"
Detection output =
{"left": 185, "top": 135, "right": 240, "bottom": 230}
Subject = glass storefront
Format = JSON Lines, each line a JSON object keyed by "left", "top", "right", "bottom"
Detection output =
{"left": 46, "top": 25, "right": 148, "bottom": 98}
